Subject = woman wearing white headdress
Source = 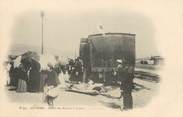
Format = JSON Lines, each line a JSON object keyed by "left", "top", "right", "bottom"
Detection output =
{"left": 16, "top": 56, "right": 31, "bottom": 92}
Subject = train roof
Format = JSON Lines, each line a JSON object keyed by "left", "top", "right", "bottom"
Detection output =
{"left": 88, "top": 32, "right": 136, "bottom": 37}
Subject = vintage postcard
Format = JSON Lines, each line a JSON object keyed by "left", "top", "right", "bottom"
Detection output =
{"left": 0, "top": 0, "right": 182, "bottom": 117}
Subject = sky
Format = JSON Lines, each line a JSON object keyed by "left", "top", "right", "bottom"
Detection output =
{"left": 1, "top": 1, "right": 165, "bottom": 59}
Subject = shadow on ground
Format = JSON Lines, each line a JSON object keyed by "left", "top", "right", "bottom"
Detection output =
{"left": 99, "top": 100, "right": 121, "bottom": 109}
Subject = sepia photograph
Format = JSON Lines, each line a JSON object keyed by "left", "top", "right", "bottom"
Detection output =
{"left": 0, "top": 0, "right": 182, "bottom": 117}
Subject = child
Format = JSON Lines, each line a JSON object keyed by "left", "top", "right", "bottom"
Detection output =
{"left": 43, "top": 63, "right": 60, "bottom": 106}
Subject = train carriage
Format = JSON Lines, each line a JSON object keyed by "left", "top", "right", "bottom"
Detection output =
{"left": 80, "top": 33, "right": 136, "bottom": 84}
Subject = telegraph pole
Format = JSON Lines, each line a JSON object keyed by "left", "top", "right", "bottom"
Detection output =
{"left": 40, "top": 11, "right": 44, "bottom": 55}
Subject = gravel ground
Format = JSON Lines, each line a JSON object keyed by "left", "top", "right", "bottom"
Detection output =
{"left": 6, "top": 77, "right": 159, "bottom": 110}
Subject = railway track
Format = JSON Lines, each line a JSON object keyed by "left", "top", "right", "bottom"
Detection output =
{"left": 134, "top": 70, "right": 160, "bottom": 82}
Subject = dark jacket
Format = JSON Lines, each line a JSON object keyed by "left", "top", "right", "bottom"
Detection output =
{"left": 46, "top": 70, "right": 60, "bottom": 87}
{"left": 117, "top": 64, "right": 134, "bottom": 91}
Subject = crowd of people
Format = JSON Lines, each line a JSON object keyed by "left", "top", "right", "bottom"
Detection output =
{"left": 67, "top": 57, "right": 83, "bottom": 82}
{"left": 4, "top": 52, "right": 134, "bottom": 110}
{"left": 7, "top": 55, "right": 42, "bottom": 92}
{"left": 5, "top": 52, "right": 84, "bottom": 93}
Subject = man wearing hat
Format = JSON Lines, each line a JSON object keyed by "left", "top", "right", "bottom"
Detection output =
{"left": 116, "top": 59, "right": 133, "bottom": 110}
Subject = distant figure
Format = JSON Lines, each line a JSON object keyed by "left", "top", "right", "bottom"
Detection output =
{"left": 67, "top": 59, "right": 75, "bottom": 75}
{"left": 116, "top": 59, "right": 133, "bottom": 110}
{"left": 67, "top": 59, "right": 76, "bottom": 81}
{"left": 53, "top": 56, "right": 66, "bottom": 84}
{"left": 9, "top": 61, "right": 18, "bottom": 87}
{"left": 28, "top": 59, "right": 41, "bottom": 92}
{"left": 63, "top": 70, "right": 69, "bottom": 83}
{"left": 3, "top": 61, "right": 11, "bottom": 86}
{"left": 53, "top": 55, "right": 62, "bottom": 75}
{"left": 74, "top": 57, "right": 83, "bottom": 82}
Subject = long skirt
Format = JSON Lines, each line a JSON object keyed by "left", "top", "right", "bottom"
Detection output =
{"left": 28, "top": 72, "right": 40, "bottom": 92}
{"left": 39, "top": 72, "right": 47, "bottom": 92}
{"left": 16, "top": 79, "right": 27, "bottom": 92}
{"left": 59, "top": 73, "right": 69, "bottom": 87}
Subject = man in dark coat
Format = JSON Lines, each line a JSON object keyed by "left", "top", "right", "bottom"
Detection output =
{"left": 67, "top": 59, "right": 76, "bottom": 81}
{"left": 74, "top": 58, "right": 83, "bottom": 82}
{"left": 116, "top": 59, "right": 134, "bottom": 110}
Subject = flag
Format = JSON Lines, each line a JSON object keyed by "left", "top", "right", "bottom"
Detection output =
{"left": 99, "top": 25, "right": 103, "bottom": 30}
{"left": 97, "top": 24, "right": 105, "bottom": 36}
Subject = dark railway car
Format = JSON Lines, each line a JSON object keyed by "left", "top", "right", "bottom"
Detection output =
{"left": 80, "top": 33, "right": 136, "bottom": 84}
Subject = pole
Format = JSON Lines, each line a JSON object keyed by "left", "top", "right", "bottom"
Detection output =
{"left": 41, "top": 11, "right": 44, "bottom": 55}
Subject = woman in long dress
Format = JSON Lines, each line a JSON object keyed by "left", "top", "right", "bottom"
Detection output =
{"left": 16, "top": 57, "right": 31, "bottom": 92}
{"left": 16, "top": 63, "right": 30, "bottom": 92}
{"left": 16, "top": 66, "right": 28, "bottom": 92}
{"left": 39, "top": 70, "right": 48, "bottom": 92}
{"left": 28, "top": 59, "right": 41, "bottom": 92}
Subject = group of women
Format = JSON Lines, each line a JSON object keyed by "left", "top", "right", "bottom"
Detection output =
{"left": 8, "top": 55, "right": 41, "bottom": 92}
{"left": 7, "top": 54, "right": 63, "bottom": 93}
